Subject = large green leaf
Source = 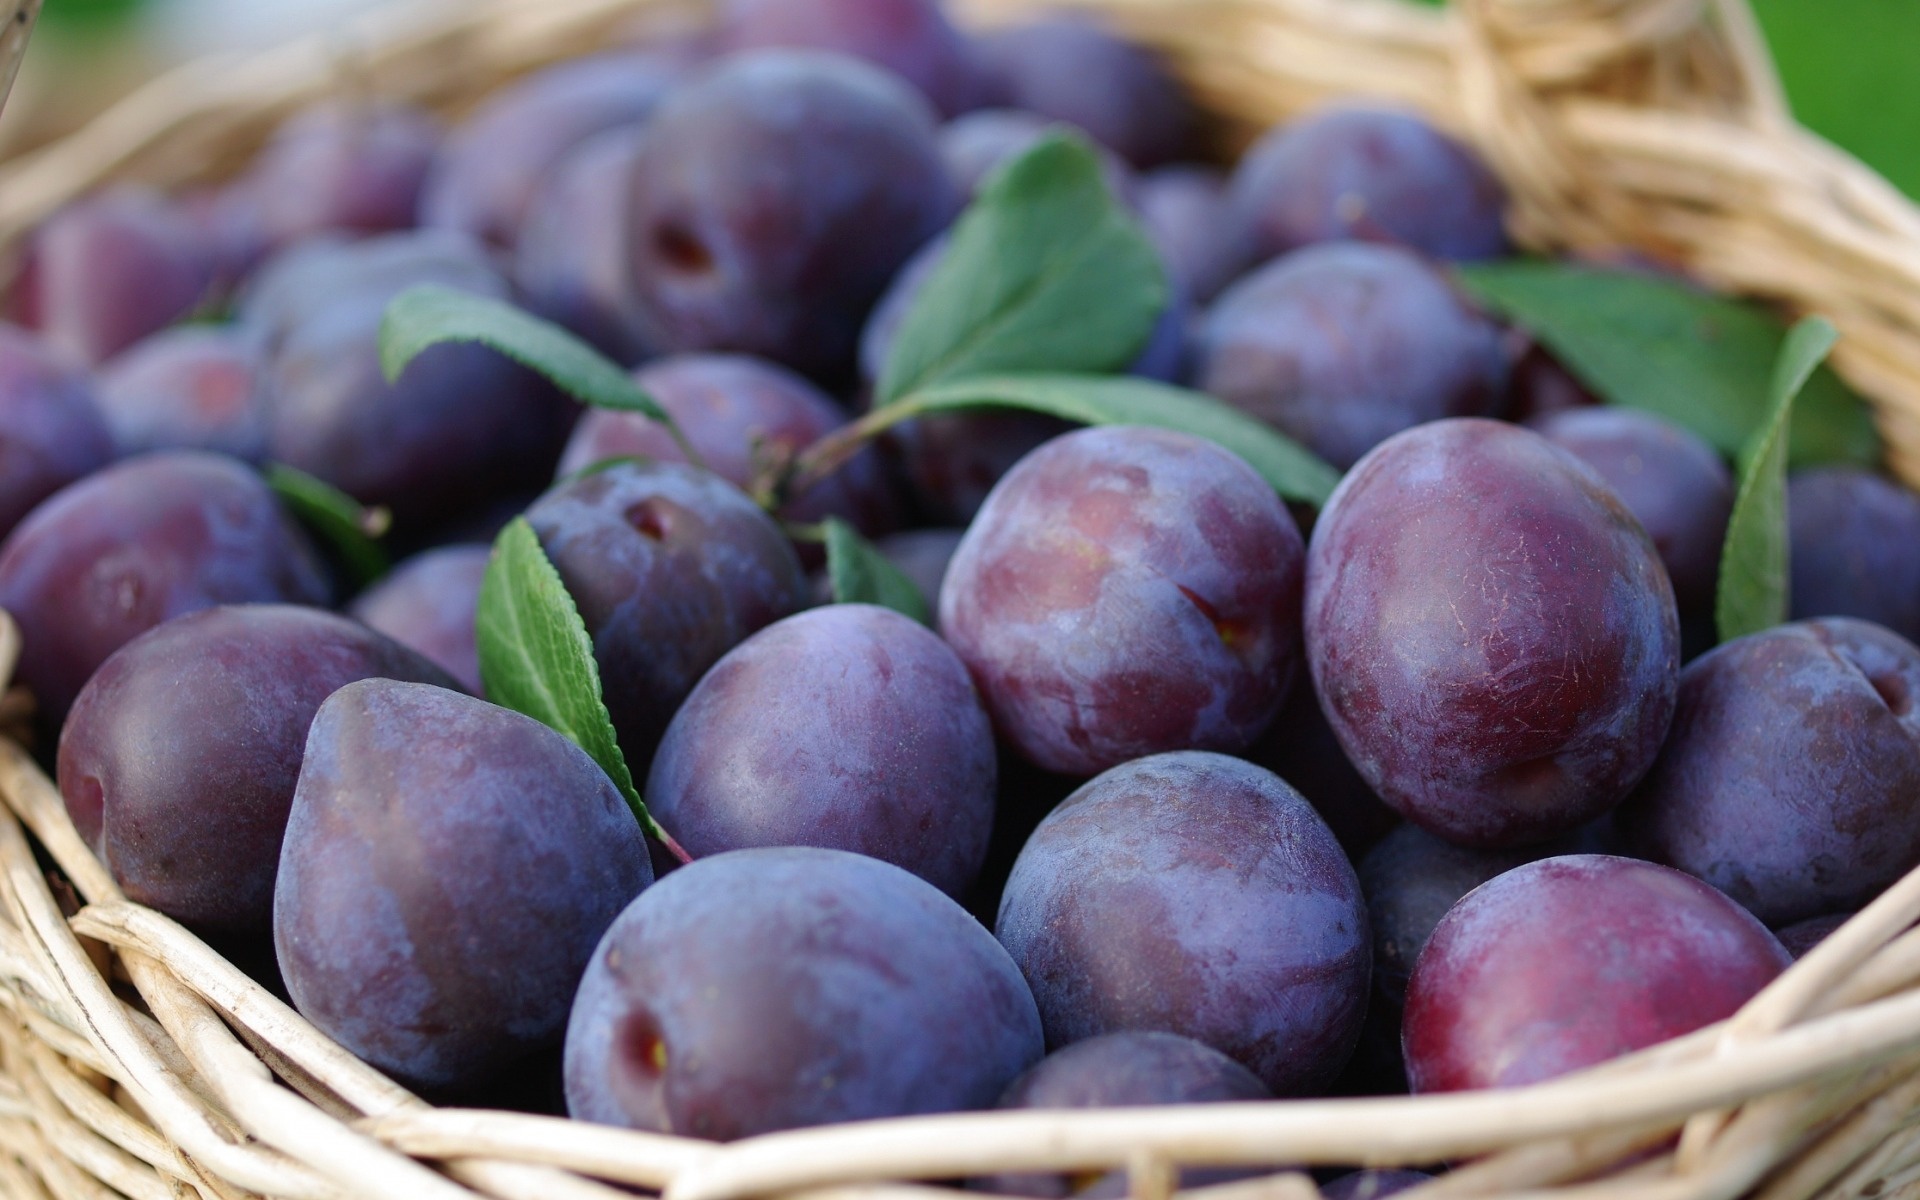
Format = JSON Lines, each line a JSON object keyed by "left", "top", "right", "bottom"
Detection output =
{"left": 1456, "top": 261, "right": 1877, "bottom": 468}
{"left": 875, "top": 133, "right": 1167, "bottom": 406}
{"left": 475, "top": 518, "right": 680, "bottom": 851}
{"left": 1716, "top": 317, "right": 1840, "bottom": 643}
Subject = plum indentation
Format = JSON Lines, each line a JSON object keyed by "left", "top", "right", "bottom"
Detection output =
{"left": 625, "top": 498, "right": 673, "bottom": 541}
{"left": 654, "top": 221, "right": 715, "bottom": 275}
{"left": 1868, "top": 671, "right": 1913, "bottom": 717}
{"left": 618, "top": 1013, "right": 669, "bottom": 1077}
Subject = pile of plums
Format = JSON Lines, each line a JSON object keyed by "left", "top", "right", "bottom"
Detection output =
{"left": 4, "top": 0, "right": 1918, "bottom": 1184}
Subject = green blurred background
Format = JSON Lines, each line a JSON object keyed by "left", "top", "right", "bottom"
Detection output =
{"left": 18, "top": 0, "right": 1920, "bottom": 198}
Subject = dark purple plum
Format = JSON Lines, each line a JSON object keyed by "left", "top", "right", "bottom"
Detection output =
{"left": 1621, "top": 618, "right": 1920, "bottom": 926}
{"left": 22, "top": 187, "right": 216, "bottom": 366}
{"left": 1306, "top": 419, "right": 1679, "bottom": 847}
{"left": 1787, "top": 468, "right": 1920, "bottom": 643}
{"left": 942, "top": 427, "right": 1303, "bottom": 775}
{"left": 1136, "top": 165, "right": 1247, "bottom": 303}
{"left": 1322, "top": 1171, "right": 1433, "bottom": 1200}
{"left": 1777, "top": 913, "right": 1851, "bottom": 960}
{"left": 240, "top": 101, "right": 439, "bottom": 251}
{"left": 1403, "top": 855, "right": 1788, "bottom": 1092}
{"left": 1228, "top": 106, "right": 1509, "bottom": 265}
{"left": 565, "top": 846, "right": 1042, "bottom": 1139}
{"left": 347, "top": 543, "right": 490, "bottom": 695}
{"left": 515, "top": 127, "right": 655, "bottom": 364}
{"left": 0, "top": 323, "right": 115, "bottom": 539}
{"left": 1529, "top": 409, "right": 1733, "bottom": 618}
{"left": 1506, "top": 346, "right": 1598, "bottom": 424}
{"left": 1196, "top": 241, "right": 1510, "bottom": 470}
{"left": 996, "top": 752, "right": 1368, "bottom": 1094}
{"left": 526, "top": 460, "right": 807, "bottom": 768}
{"left": 646, "top": 604, "right": 995, "bottom": 897}
{"left": 623, "top": 51, "right": 959, "bottom": 379}
{"left": 717, "top": 0, "right": 989, "bottom": 117}
{"left": 255, "top": 234, "right": 573, "bottom": 524}
{"left": 0, "top": 451, "right": 329, "bottom": 719}
{"left": 1244, "top": 682, "right": 1400, "bottom": 858}
{"left": 983, "top": 1031, "right": 1272, "bottom": 1198}
{"left": 57, "top": 605, "right": 457, "bottom": 931}
{"left": 938, "top": 109, "right": 1135, "bottom": 201}
{"left": 1360, "top": 822, "right": 1611, "bottom": 1009}
{"left": 96, "top": 326, "right": 267, "bottom": 462}
{"left": 421, "top": 52, "right": 686, "bottom": 250}
{"left": 555, "top": 354, "right": 902, "bottom": 542}
{"left": 277, "top": 680, "right": 651, "bottom": 1091}
{"left": 974, "top": 16, "right": 1195, "bottom": 168}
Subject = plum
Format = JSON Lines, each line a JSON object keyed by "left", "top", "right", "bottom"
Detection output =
{"left": 1531, "top": 409, "right": 1733, "bottom": 619}
{"left": 1229, "top": 106, "right": 1508, "bottom": 265}
{"left": 238, "top": 228, "right": 500, "bottom": 353}
{"left": 717, "top": 0, "right": 989, "bottom": 117}
{"left": 974, "top": 16, "right": 1195, "bottom": 168}
{"left": 1787, "top": 468, "right": 1920, "bottom": 643}
{"left": 941, "top": 426, "right": 1303, "bottom": 776}
{"left": 96, "top": 326, "right": 268, "bottom": 462}
{"left": 1506, "top": 346, "right": 1598, "bottom": 423}
{"left": 0, "top": 323, "right": 115, "bottom": 539}
{"left": 57, "top": 605, "right": 457, "bottom": 931}
{"left": 525, "top": 460, "right": 807, "bottom": 769}
{"left": 554, "top": 353, "right": 902, "bottom": 543}
{"left": 1403, "top": 855, "right": 1788, "bottom": 1092}
{"left": 347, "top": 543, "right": 490, "bottom": 695}
{"left": 241, "top": 100, "right": 439, "bottom": 250}
{"left": 515, "top": 127, "right": 654, "bottom": 364}
{"left": 983, "top": 1031, "right": 1271, "bottom": 1198}
{"left": 1777, "top": 913, "right": 1851, "bottom": 960}
{"left": 1136, "top": 165, "right": 1247, "bottom": 303}
{"left": 21, "top": 187, "right": 217, "bottom": 366}
{"left": 421, "top": 52, "right": 686, "bottom": 250}
{"left": 1621, "top": 618, "right": 1920, "bottom": 926}
{"left": 253, "top": 233, "right": 574, "bottom": 524}
{"left": 939, "top": 108, "right": 1135, "bottom": 201}
{"left": 0, "top": 451, "right": 329, "bottom": 719}
{"left": 1195, "top": 241, "right": 1510, "bottom": 470}
{"left": 623, "top": 50, "right": 959, "bottom": 379}
{"left": 646, "top": 604, "right": 995, "bottom": 897}
{"left": 565, "top": 846, "right": 1042, "bottom": 1138}
{"left": 276, "top": 679, "right": 652, "bottom": 1091}
{"left": 1306, "top": 419, "right": 1679, "bottom": 847}
{"left": 996, "top": 752, "right": 1369, "bottom": 1094}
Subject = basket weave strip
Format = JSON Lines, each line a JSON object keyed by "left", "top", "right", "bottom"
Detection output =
{"left": 2, "top": 0, "right": 1920, "bottom": 1197}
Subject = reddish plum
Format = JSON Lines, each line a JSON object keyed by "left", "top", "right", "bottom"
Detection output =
{"left": 1403, "top": 855, "right": 1788, "bottom": 1092}
{"left": 1306, "top": 419, "right": 1679, "bottom": 847}
{"left": 942, "top": 426, "right": 1304, "bottom": 776}
{"left": 96, "top": 326, "right": 267, "bottom": 462}
{"left": 0, "top": 452, "right": 329, "bottom": 719}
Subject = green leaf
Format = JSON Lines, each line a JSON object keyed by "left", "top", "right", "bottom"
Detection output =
{"left": 875, "top": 133, "right": 1167, "bottom": 406}
{"left": 379, "top": 283, "right": 679, "bottom": 421}
{"left": 885, "top": 375, "right": 1342, "bottom": 505}
{"left": 823, "top": 519, "right": 933, "bottom": 625}
{"left": 1716, "top": 316, "right": 1840, "bottom": 643}
{"left": 476, "top": 518, "right": 674, "bottom": 845}
{"left": 1455, "top": 261, "right": 1878, "bottom": 468}
{"left": 264, "top": 464, "right": 390, "bottom": 588}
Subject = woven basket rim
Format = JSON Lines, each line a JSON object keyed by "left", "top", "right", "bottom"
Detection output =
{"left": 5, "top": 2, "right": 1920, "bottom": 1198}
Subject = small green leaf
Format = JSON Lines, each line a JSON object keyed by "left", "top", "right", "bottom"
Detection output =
{"left": 476, "top": 518, "right": 674, "bottom": 846}
{"left": 876, "top": 133, "right": 1167, "bottom": 407}
{"left": 1716, "top": 316, "right": 1840, "bottom": 643}
{"left": 823, "top": 519, "right": 933, "bottom": 625}
{"left": 379, "top": 283, "right": 685, "bottom": 421}
{"left": 1455, "top": 261, "right": 1877, "bottom": 468}
{"left": 265, "top": 464, "right": 390, "bottom": 588}
{"left": 889, "top": 375, "right": 1341, "bottom": 505}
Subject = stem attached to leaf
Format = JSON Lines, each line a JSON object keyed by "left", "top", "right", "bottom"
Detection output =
{"left": 783, "top": 405, "right": 917, "bottom": 504}
{"left": 651, "top": 821, "right": 694, "bottom": 866}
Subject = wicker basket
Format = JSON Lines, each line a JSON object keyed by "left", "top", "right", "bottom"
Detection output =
{"left": 5, "top": 0, "right": 1920, "bottom": 1197}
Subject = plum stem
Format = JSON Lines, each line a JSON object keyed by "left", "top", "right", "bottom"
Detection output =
{"left": 781, "top": 405, "right": 914, "bottom": 506}
{"left": 653, "top": 824, "right": 694, "bottom": 866}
